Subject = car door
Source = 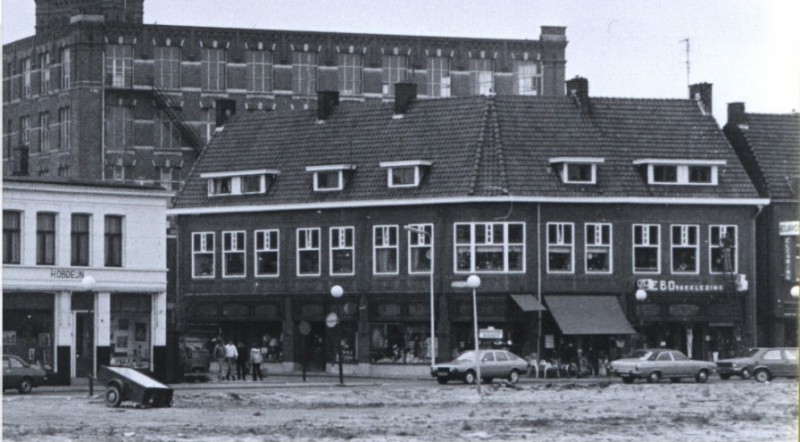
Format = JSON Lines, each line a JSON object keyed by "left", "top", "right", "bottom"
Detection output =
{"left": 669, "top": 351, "right": 694, "bottom": 377}
{"left": 494, "top": 351, "right": 510, "bottom": 377}
{"left": 778, "top": 349, "right": 797, "bottom": 377}
{"left": 480, "top": 351, "right": 496, "bottom": 378}
{"left": 655, "top": 351, "right": 674, "bottom": 376}
{"left": 5, "top": 356, "right": 23, "bottom": 387}
{"left": 761, "top": 349, "right": 784, "bottom": 375}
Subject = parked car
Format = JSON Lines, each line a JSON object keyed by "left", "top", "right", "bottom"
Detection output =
{"left": 716, "top": 347, "right": 798, "bottom": 382}
{"left": 608, "top": 348, "right": 716, "bottom": 384}
{"left": 432, "top": 349, "right": 529, "bottom": 385}
{"left": 3, "top": 354, "right": 48, "bottom": 394}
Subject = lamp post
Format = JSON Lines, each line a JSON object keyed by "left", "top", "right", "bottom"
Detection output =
{"left": 791, "top": 286, "right": 799, "bottom": 298}
{"left": 330, "top": 285, "right": 345, "bottom": 386}
{"left": 80, "top": 275, "right": 96, "bottom": 291}
{"left": 453, "top": 275, "right": 482, "bottom": 394}
{"left": 634, "top": 288, "right": 647, "bottom": 350}
{"left": 403, "top": 225, "right": 436, "bottom": 370}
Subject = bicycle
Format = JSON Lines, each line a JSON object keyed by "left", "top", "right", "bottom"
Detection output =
{"left": 564, "top": 357, "right": 595, "bottom": 378}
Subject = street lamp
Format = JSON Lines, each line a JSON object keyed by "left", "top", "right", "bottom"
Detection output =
{"left": 791, "top": 286, "right": 799, "bottom": 298}
{"left": 80, "top": 275, "right": 96, "bottom": 291}
{"left": 330, "top": 285, "right": 345, "bottom": 386}
{"left": 453, "top": 275, "right": 482, "bottom": 394}
{"left": 635, "top": 289, "right": 648, "bottom": 302}
{"left": 403, "top": 224, "right": 436, "bottom": 370}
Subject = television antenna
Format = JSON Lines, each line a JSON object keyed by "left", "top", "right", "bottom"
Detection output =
{"left": 679, "top": 38, "right": 690, "bottom": 86}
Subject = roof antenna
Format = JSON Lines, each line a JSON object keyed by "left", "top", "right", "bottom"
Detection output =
{"left": 679, "top": 38, "right": 690, "bottom": 87}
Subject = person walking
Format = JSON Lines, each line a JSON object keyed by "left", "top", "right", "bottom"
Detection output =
{"left": 250, "top": 342, "right": 265, "bottom": 381}
{"left": 236, "top": 342, "right": 248, "bottom": 380}
{"left": 213, "top": 339, "right": 227, "bottom": 381}
{"left": 224, "top": 340, "right": 238, "bottom": 381}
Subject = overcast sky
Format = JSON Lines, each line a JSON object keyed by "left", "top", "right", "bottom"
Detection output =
{"left": 3, "top": 0, "right": 799, "bottom": 117}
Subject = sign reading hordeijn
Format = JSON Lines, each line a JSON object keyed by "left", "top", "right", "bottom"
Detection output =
{"left": 637, "top": 279, "right": 724, "bottom": 293}
{"left": 50, "top": 269, "right": 85, "bottom": 280}
{"left": 779, "top": 221, "right": 799, "bottom": 236}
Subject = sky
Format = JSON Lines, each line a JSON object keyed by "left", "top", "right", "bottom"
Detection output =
{"left": 2, "top": 0, "right": 799, "bottom": 117}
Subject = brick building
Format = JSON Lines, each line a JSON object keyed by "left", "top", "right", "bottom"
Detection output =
{"left": 3, "top": 0, "right": 567, "bottom": 189}
{"left": 169, "top": 78, "right": 765, "bottom": 376}
{"left": 723, "top": 103, "right": 800, "bottom": 347}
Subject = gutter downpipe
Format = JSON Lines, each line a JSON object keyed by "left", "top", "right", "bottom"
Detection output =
{"left": 749, "top": 203, "right": 767, "bottom": 346}
{"left": 100, "top": 51, "right": 106, "bottom": 180}
{"left": 537, "top": 203, "right": 543, "bottom": 361}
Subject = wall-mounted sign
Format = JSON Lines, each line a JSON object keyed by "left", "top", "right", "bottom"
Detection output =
{"left": 637, "top": 278, "right": 724, "bottom": 293}
{"left": 479, "top": 327, "right": 503, "bottom": 340}
{"left": 50, "top": 269, "right": 85, "bottom": 280}
{"left": 779, "top": 221, "right": 799, "bottom": 236}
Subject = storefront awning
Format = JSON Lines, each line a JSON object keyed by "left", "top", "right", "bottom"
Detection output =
{"left": 545, "top": 295, "right": 636, "bottom": 335}
{"left": 510, "top": 294, "right": 546, "bottom": 312}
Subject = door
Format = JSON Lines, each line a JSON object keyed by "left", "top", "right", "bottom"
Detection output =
{"left": 74, "top": 311, "right": 94, "bottom": 378}
{"left": 655, "top": 350, "right": 675, "bottom": 376}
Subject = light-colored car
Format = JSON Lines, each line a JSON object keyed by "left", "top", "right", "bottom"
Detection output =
{"left": 432, "top": 349, "right": 529, "bottom": 385}
{"left": 3, "top": 354, "right": 48, "bottom": 394}
{"left": 716, "top": 347, "right": 798, "bottom": 382}
{"left": 609, "top": 348, "right": 716, "bottom": 384}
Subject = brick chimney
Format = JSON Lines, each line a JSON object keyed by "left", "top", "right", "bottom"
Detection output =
{"left": 727, "top": 102, "right": 747, "bottom": 127}
{"left": 689, "top": 83, "right": 713, "bottom": 115}
{"left": 317, "top": 91, "right": 340, "bottom": 121}
{"left": 394, "top": 83, "right": 417, "bottom": 116}
{"left": 566, "top": 76, "right": 589, "bottom": 112}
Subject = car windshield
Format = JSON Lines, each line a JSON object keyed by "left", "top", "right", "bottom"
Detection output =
{"left": 455, "top": 351, "right": 479, "bottom": 362}
{"left": 629, "top": 350, "right": 654, "bottom": 360}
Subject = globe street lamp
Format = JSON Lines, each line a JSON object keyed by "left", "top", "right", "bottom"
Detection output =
{"left": 453, "top": 275, "right": 483, "bottom": 395}
{"left": 330, "top": 285, "right": 345, "bottom": 386}
{"left": 403, "top": 225, "right": 436, "bottom": 369}
{"left": 791, "top": 285, "right": 799, "bottom": 298}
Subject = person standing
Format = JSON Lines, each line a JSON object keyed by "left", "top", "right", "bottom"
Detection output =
{"left": 250, "top": 342, "right": 264, "bottom": 381}
{"left": 236, "top": 342, "right": 248, "bottom": 380}
{"left": 213, "top": 340, "right": 227, "bottom": 381}
{"left": 224, "top": 340, "right": 238, "bottom": 381}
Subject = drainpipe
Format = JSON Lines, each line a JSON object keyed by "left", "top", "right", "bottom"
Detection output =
{"left": 101, "top": 52, "right": 106, "bottom": 180}
{"left": 537, "top": 203, "right": 543, "bottom": 360}
{"left": 748, "top": 204, "right": 766, "bottom": 346}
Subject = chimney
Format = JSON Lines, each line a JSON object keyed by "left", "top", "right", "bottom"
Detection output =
{"left": 689, "top": 82, "right": 713, "bottom": 115}
{"left": 727, "top": 102, "right": 747, "bottom": 127}
{"left": 566, "top": 76, "right": 589, "bottom": 112}
{"left": 394, "top": 82, "right": 417, "bottom": 116}
{"left": 539, "top": 26, "right": 567, "bottom": 42}
{"left": 317, "top": 91, "right": 340, "bottom": 121}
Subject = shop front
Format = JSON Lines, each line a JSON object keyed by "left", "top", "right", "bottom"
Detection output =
{"left": 3, "top": 293, "right": 56, "bottom": 379}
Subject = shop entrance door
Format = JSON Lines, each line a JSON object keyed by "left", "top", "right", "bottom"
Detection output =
{"left": 74, "top": 311, "right": 94, "bottom": 378}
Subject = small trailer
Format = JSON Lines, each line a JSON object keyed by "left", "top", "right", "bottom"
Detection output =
{"left": 97, "top": 365, "right": 173, "bottom": 408}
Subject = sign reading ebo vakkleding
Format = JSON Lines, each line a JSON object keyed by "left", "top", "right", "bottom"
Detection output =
{"left": 637, "top": 278, "right": 724, "bottom": 293}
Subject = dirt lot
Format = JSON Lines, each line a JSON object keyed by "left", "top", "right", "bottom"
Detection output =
{"left": 2, "top": 379, "right": 797, "bottom": 441}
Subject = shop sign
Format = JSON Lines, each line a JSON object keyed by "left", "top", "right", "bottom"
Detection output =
{"left": 49, "top": 268, "right": 85, "bottom": 280}
{"left": 668, "top": 304, "right": 700, "bottom": 317}
{"left": 637, "top": 278, "right": 724, "bottom": 293}
{"left": 479, "top": 327, "right": 503, "bottom": 340}
{"left": 779, "top": 221, "right": 799, "bottom": 236}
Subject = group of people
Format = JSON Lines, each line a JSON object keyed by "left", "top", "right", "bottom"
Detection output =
{"left": 212, "top": 339, "right": 266, "bottom": 381}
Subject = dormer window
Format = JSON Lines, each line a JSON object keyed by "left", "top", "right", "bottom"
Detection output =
{"left": 201, "top": 169, "right": 279, "bottom": 196}
{"left": 306, "top": 164, "right": 356, "bottom": 192}
{"left": 548, "top": 157, "right": 604, "bottom": 184}
{"left": 379, "top": 160, "right": 432, "bottom": 188}
{"left": 633, "top": 159, "right": 724, "bottom": 186}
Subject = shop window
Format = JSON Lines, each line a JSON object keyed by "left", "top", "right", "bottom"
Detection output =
{"left": 254, "top": 229, "right": 279, "bottom": 277}
{"left": 469, "top": 58, "right": 494, "bottom": 95}
{"left": 633, "top": 224, "right": 660, "bottom": 274}
{"left": 292, "top": 51, "right": 317, "bottom": 95}
{"left": 105, "top": 215, "right": 123, "bottom": 267}
{"left": 710, "top": 225, "right": 737, "bottom": 274}
{"left": 154, "top": 46, "right": 181, "bottom": 90}
{"left": 513, "top": 59, "right": 541, "bottom": 96}
{"left": 192, "top": 232, "right": 215, "bottom": 278}
{"left": 373, "top": 225, "right": 398, "bottom": 275}
{"left": 297, "top": 228, "right": 321, "bottom": 276}
{"left": 330, "top": 226, "right": 354, "bottom": 275}
{"left": 585, "top": 223, "right": 612, "bottom": 274}
{"left": 338, "top": 53, "right": 362, "bottom": 95}
{"left": 426, "top": 56, "right": 450, "bottom": 97}
{"left": 110, "top": 295, "right": 152, "bottom": 370}
{"left": 671, "top": 225, "right": 698, "bottom": 274}
{"left": 71, "top": 214, "right": 90, "bottom": 266}
{"left": 222, "top": 231, "right": 246, "bottom": 277}
{"left": 455, "top": 222, "right": 525, "bottom": 273}
{"left": 2, "top": 298, "right": 54, "bottom": 371}
{"left": 36, "top": 212, "right": 56, "bottom": 265}
{"left": 382, "top": 54, "right": 407, "bottom": 96}
{"left": 246, "top": 50, "right": 272, "bottom": 92}
{"left": 370, "top": 323, "right": 431, "bottom": 364}
{"left": 201, "top": 47, "right": 226, "bottom": 92}
{"left": 408, "top": 223, "right": 433, "bottom": 274}
{"left": 547, "top": 222, "right": 574, "bottom": 273}
{"left": 3, "top": 210, "right": 21, "bottom": 264}
{"left": 106, "top": 44, "right": 133, "bottom": 88}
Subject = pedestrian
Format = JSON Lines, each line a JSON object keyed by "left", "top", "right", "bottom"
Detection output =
{"left": 250, "top": 342, "right": 265, "bottom": 381}
{"left": 224, "top": 340, "right": 238, "bottom": 381}
{"left": 236, "top": 342, "right": 248, "bottom": 380}
{"left": 213, "top": 339, "right": 227, "bottom": 381}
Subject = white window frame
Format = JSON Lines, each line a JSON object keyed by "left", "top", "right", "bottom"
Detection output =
{"left": 338, "top": 53, "right": 363, "bottom": 96}
{"left": 201, "top": 47, "right": 227, "bottom": 92}
{"left": 469, "top": 58, "right": 494, "bottom": 95}
{"left": 154, "top": 46, "right": 181, "bottom": 90}
{"left": 633, "top": 159, "right": 724, "bottom": 186}
{"left": 306, "top": 165, "right": 355, "bottom": 192}
{"left": 670, "top": 224, "right": 699, "bottom": 275}
{"left": 22, "top": 57, "right": 31, "bottom": 98}
{"left": 192, "top": 232, "right": 215, "bottom": 279}
{"left": 330, "top": 226, "right": 355, "bottom": 276}
{"left": 254, "top": 229, "right": 280, "bottom": 277}
{"left": 381, "top": 54, "right": 407, "bottom": 96}
{"left": 380, "top": 160, "right": 431, "bottom": 188}
{"left": 709, "top": 225, "right": 738, "bottom": 274}
{"left": 546, "top": 222, "right": 574, "bottom": 274}
{"left": 373, "top": 225, "right": 399, "bottom": 275}
{"left": 454, "top": 222, "right": 526, "bottom": 274}
{"left": 633, "top": 224, "right": 661, "bottom": 274}
{"left": 292, "top": 51, "right": 318, "bottom": 96}
{"left": 106, "top": 44, "right": 134, "bottom": 88}
{"left": 407, "top": 223, "right": 433, "bottom": 275}
{"left": 585, "top": 223, "right": 612, "bottom": 274}
{"left": 58, "top": 107, "right": 71, "bottom": 150}
{"left": 20, "top": 116, "right": 30, "bottom": 145}
{"left": 513, "top": 60, "right": 541, "bottom": 96}
{"left": 60, "top": 47, "right": 71, "bottom": 90}
{"left": 40, "top": 52, "right": 50, "bottom": 95}
{"left": 201, "top": 169, "right": 278, "bottom": 196}
{"left": 426, "top": 56, "right": 450, "bottom": 98}
{"left": 549, "top": 158, "right": 604, "bottom": 185}
{"left": 296, "top": 227, "right": 321, "bottom": 277}
{"left": 246, "top": 50, "right": 272, "bottom": 93}
{"left": 222, "top": 230, "right": 246, "bottom": 278}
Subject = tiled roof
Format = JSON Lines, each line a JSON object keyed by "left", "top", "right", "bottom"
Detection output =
{"left": 736, "top": 113, "right": 800, "bottom": 200}
{"left": 173, "top": 95, "right": 759, "bottom": 210}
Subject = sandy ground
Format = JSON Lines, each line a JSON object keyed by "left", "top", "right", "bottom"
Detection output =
{"left": 2, "top": 379, "right": 797, "bottom": 441}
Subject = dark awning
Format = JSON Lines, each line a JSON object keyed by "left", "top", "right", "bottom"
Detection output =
{"left": 510, "top": 294, "right": 546, "bottom": 312}
{"left": 545, "top": 295, "right": 636, "bottom": 335}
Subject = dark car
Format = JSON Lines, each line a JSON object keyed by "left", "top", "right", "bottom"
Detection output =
{"left": 3, "top": 354, "right": 48, "bottom": 394}
{"left": 716, "top": 347, "right": 798, "bottom": 382}
{"left": 608, "top": 348, "right": 716, "bottom": 384}
{"left": 432, "top": 349, "right": 529, "bottom": 384}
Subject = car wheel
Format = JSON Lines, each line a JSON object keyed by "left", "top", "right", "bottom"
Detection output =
{"left": 754, "top": 369, "right": 771, "bottom": 383}
{"left": 740, "top": 368, "right": 751, "bottom": 380}
{"left": 508, "top": 370, "right": 520, "bottom": 384}
{"left": 18, "top": 378, "right": 33, "bottom": 394}
{"left": 670, "top": 377, "right": 681, "bottom": 383}
{"left": 695, "top": 370, "right": 709, "bottom": 383}
{"left": 646, "top": 371, "right": 661, "bottom": 384}
{"left": 621, "top": 377, "right": 634, "bottom": 384}
{"left": 464, "top": 370, "right": 477, "bottom": 385}
{"left": 719, "top": 374, "right": 731, "bottom": 380}
{"left": 105, "top": 385, "right": 123, "bottom": 407}
{"left": 437, "top": 377, "right": 449, "bottom": 385}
